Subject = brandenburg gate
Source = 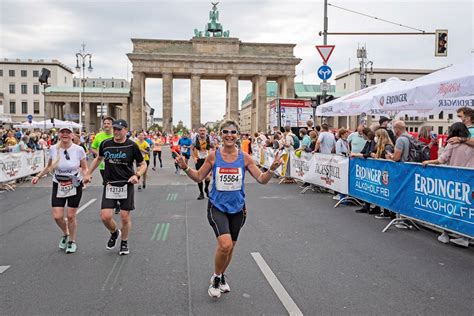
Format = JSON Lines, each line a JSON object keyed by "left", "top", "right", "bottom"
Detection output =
{"left": 127, "top": 4, "right": 300, "bottom": 133}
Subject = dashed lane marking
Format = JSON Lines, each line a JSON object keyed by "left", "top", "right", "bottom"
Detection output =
{"left": 0, "top": 266, "right": 11, "bottom": 274}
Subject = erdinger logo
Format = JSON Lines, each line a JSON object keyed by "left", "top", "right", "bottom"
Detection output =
{"left": 381, "top": 171, "right": 389, "bottom": 186}
{"left": 438, "top": 83, "right": 460, "bottom": 96}
{"left": 378, "top": 96, "right": 385, "bottom": 107}
{"left": 386, "top": 93, "right": 407, "bottom": 105}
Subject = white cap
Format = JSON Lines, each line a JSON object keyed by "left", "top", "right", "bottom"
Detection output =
{"left": 59, "top": 126, "right": 73, "bottom": 132}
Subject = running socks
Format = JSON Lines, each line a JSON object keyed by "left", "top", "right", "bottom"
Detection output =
{"left": 198, "top": 182, "right": 204, "bottom": 194}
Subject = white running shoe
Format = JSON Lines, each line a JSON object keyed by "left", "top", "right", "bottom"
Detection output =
{"left": 219, "top": 274, "right": 230, "bottom": 293}
{"left": 437, "top": 232, "right": 450, "bottom": 244}
{"left": 208, "top": 275, "right": 222, "bottom": 298}
{"left": 450, "top": 237, "right": 469, "bottom": 247}
{"left": 59, "top": 235, "right": 69, "bottom": 250}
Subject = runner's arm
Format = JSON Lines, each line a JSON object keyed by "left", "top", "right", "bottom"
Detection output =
{"left": 80, "top": 157, "right": 89, "bottom": 178}
{"left": 177, "top": 152, "right": 213, "bottom": 182}
{"left": 244, "top": 152, "right": 280, "bottom": 184}
{"left": 88, "top": 155, "right": 104, "bottom": 175}
{"left": 136, "top": 160, "right": 147, "bottom": 177}
{"left": 31, "top": 158, "right": 53, "bottom": 184}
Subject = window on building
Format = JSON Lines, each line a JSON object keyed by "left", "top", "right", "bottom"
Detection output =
{"left": 429, "top": 115, "right": 434, "bottom": 119}
{"left": 34, "top": 101, "right": 40, "bottom": 114}
{"left": 21, "top": 70, "right": 27, "bottom": 77}
{"left": 381, "top": 78, "right": 386, "bottom": 83}
{"left": 73, "top": 80, "right": 77, "bottom": 87}
{"left": 33, "top": 70, "right": 39, "bottom": 77}
{"left": 10, "top": 101, "right": 16, "bottom": 114}
{"left": 414, "top": 127, "right": 418, "bottom": 132}
{"left": 439, "top": 111, "right": 444, "bottom": 119}
{"left": 438, "top": 126, "right": 443, "bottom": 134}
{"left": 415, "top": 116, "right": 419, "bottom": 121}
{"left": 0, "top": 69, "right": 3, "bottom": 76}
{"left": 9, "top": 84, "right": 15, "bottom": 94}
{"left": 9, "top": 70, "right": 15, "bottom": 77}
{"left": 92, "top": 81, "right": 96, "bottom": 87}
{"left": 448, "top": 113, "right": 453, "bottom": 120}
{"left": 33, "top": 84, "right": 39, "bottom": 94}
{"left": 21, "top": 84, "right": 27, "bottom": 94}
{"left": 111, "top": 81, "right": 115, "bottom": 88}
{"left": 343, "top": 83, "right": 346, "bottom": 89}
{"left": 121, "top": 81, "right": 124, "bottom": 88}
{"left": 21, "top": 101, "right": 28, "bottom": 114}
{"left": 370, "top": 78, "right": 376, "bottom": 85}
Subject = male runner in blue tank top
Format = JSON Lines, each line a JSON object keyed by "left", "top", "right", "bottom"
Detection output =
{"left": 175, "top": 119, "right": 283, "bottom": 299}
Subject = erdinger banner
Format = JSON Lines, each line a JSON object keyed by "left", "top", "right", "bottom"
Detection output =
{"left": 289, "top": 151, "right": 312, "bottom": 181}
{"left": 349, "top": 158, "right": 474, "bottom": 238}
{"left": 349, "top": 158, "right": 409, "bottom": 209}
{"left": 0, "top": 151, "right": 45, "bottom": 182}
{"left": 304, "top": 154, "right": 349, "bottom": 194}
{"left": 392, "top": 165, "right": 474, "bottom": 238}
{"left": 251, "top": 146, "right": 261, "bottom": 165}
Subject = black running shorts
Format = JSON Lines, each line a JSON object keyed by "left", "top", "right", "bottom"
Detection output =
{"left": 195, "top": 158, "right": 205, "bottom": 170}
{"left": 51, "top": 182, "right": 83, "bottom": 208}
{"left": 207, "top": 202, "right": 246, "bottom": 241}
{"left": 101, "top": 183, "right": 135, "bottom": 211}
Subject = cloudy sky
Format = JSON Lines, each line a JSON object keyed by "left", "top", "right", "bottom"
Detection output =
{"left": 1, "top": 0, "right": 472, "bottom": 127}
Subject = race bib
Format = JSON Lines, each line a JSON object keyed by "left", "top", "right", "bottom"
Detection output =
{"left": 180, "top": 146, "right": 187, "bottom": 153}
{"left": 198, "top": 150, "right": 208, "bottom": 159}
{"left": 216, "top": 167, "right": 243, "bottom": 191}
{"left": 105, "top": 184, "right": 128, "bottom": 199}
{"left": 57, "top": 182, "right": 77, "bottom": 198}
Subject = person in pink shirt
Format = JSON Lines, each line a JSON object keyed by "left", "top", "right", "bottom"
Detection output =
{"left": 422, "top": 122, "right": 474, "bottom": 247}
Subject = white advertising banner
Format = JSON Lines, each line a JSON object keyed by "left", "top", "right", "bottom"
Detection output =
{"left": 289, "top": 150, "right": 313, "bottom": 181}
{"left": 252, "top": 145, "right": 261, "bottom": 165}
{"left": 0, "top": 151, "right": 45, "bottom": 182}
{"left": 303, "top": 153, "right": 349, "bottom": 194}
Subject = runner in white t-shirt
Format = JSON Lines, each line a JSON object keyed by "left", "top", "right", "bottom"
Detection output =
{"left": 32, "top": 127, "right": 88, "bottom": 254}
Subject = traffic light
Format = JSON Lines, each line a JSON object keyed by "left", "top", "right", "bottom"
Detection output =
{"left": 435, "top": 29, "right": 448, "bottom": 57}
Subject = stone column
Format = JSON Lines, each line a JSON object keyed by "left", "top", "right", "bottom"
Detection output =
{"left": 162, "top": 72, "right": 173, "bottom": 134}
{"left": 286, "top": 75, "right": 295, "bottom": 99}
{"left": 64, "top": 102, "right": 71, "bottom": 120}
{"left": 190, "top": 74, "right": 201, "bottom": 130}
{"left": 84, "top": 102, "right": 91, "bottom": 132}
{"left": 44, "top": 101, "right": 52, "bottom": 121}
{"left": 121, "top": 102, "right": 128, "bottom": 121}
{"left": 252, "top": 75, "right": 267, "bottom": 133}
{"left": 131, "top": 71, "right": 145, "bottom": 129}
{"left": 226, "top": 75, "right": 239, "bottom": 122}
{"left": 59, "top": 103, "right": 64, "bottom": 120}
{"left": 277, "top": 77, "right": 288, "bottom": 99}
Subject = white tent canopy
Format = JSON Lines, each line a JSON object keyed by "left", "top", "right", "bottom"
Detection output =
{"left": 13, "top": 120, "right": 40, "bottom": 129}
{"left": 372, "top": 55, "right": 474, "bottom": 111}
{"left": 32, "top": 119, "right": 82, "bottom": 130}
{"left": 316, "top": 77, "right": 406, "bottom": 117}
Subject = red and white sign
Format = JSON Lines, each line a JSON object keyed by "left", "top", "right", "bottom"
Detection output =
{"left": 315, "top": 45, "right": 335, "bottom": 64}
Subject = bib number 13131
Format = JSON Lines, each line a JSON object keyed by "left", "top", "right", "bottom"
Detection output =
{"left": 216, "top": 167, "right": 242, "bottom": 191}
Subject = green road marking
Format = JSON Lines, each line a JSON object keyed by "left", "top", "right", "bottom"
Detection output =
{"left": 151, "top": 224, "right": 160, "bottom": 241}
{"left": 166, "top": 193, "right": 177, "bottom": 201}
{"left": 152, "top": 223, "right": 170, "bottom": 241}
{"left": 161, "top": 223, "right": 170, "bottom": 241}
{"left": 156, "top": 223, "right": 165, "bottom": 240}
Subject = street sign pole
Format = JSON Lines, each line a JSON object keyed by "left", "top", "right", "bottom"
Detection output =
{"left": 322, "top": 0, "right": 328, "bottom": 106}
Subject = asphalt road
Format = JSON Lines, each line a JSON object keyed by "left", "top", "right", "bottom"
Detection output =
{"left": 1, "top": 147, "right": 473, "bottom": 315}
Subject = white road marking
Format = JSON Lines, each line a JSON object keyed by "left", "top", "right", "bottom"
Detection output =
{"left": 251, "top": 252, "right": 303, "bottom": 316}
{"left": 0, "top": 265, "right": 10, "bottom": 274}
{"left": 101, "top": 257, "right": 120, "bottom": 291}
{"left": 77, "top": 198, "right": 97, "bottom": 215}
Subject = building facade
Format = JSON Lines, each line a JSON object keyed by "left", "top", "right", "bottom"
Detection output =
{"left": 73, "top": 78, "right": 130, "bottom": 89}
{"left": 239, "top": 82, "right": 338, "bottom": 134}
{"left": 0, "top": 58, "right": 74, "bottom": 123}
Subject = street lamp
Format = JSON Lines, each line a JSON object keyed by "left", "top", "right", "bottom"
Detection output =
{"left": 75, "top": 43, "right": 93, "bottom": 128}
